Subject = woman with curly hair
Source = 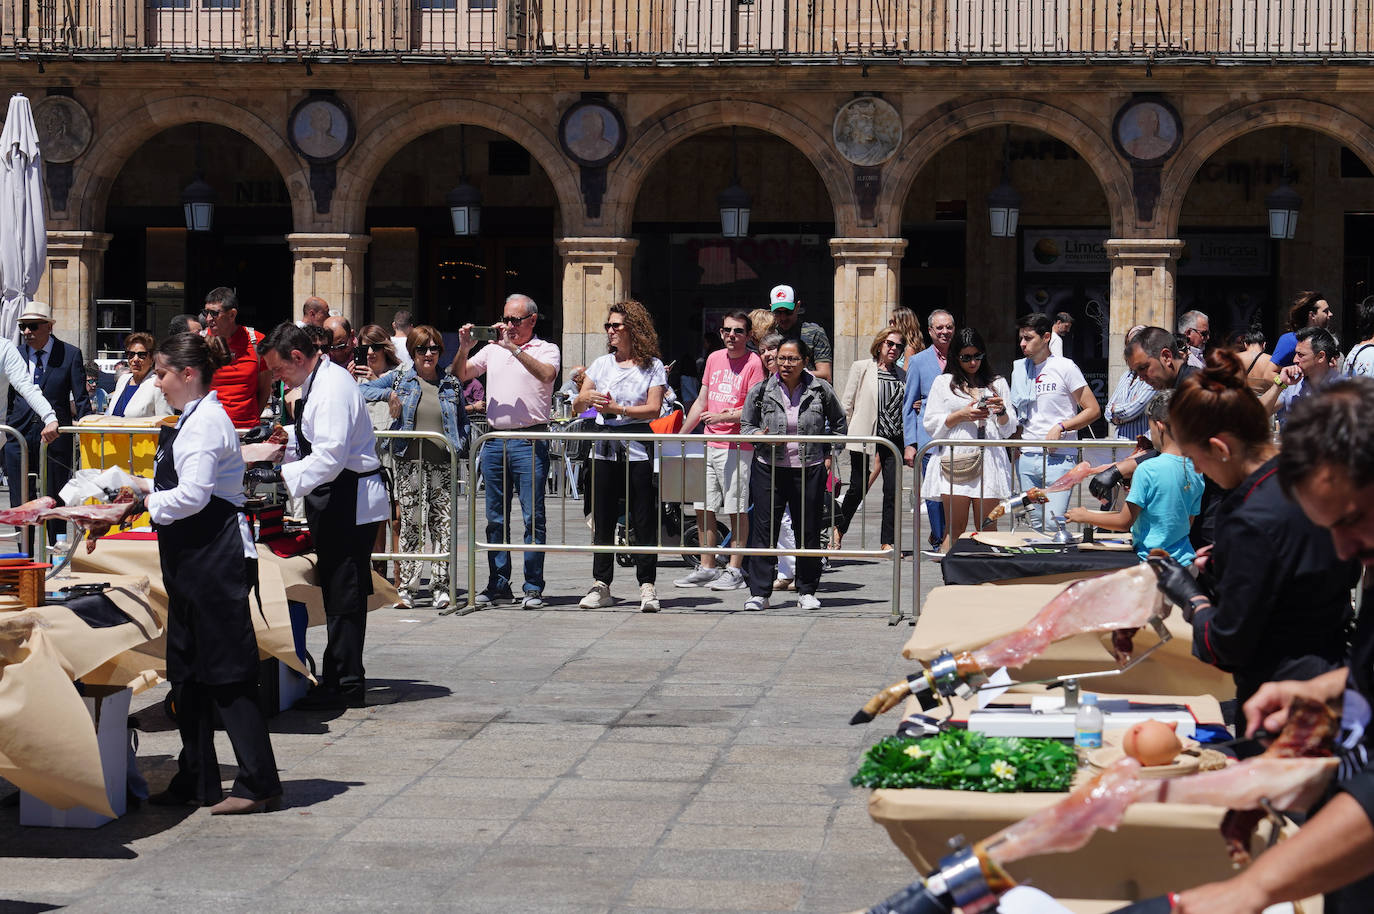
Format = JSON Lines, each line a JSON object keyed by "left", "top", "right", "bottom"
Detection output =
{"left": 748, "top": 308, "right": 776, "bottom": 351}
{"left": 574, "top": 300, "right": 668, "bottom": 613}
{"left": 1273, "top": 290, "right": 1333, "bottom": 368}
{"left": 888, "top": 306, "right": 926, "bottom": 368}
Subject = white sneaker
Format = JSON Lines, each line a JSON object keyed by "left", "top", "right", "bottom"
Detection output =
{"left": 579, "top": 582, "right": 614, "bottom": 609}
{"left": 798, "top": 593, "right": 822, "bottom": 611}
{"left": 707, "top": 567, "right": 746, "bottom": 590}
{"left": 394, "top": 588, "right": 414, "bottom": 609}
{"left": 434, "top": 591, "right": 452, "bottom": 610}
{"left": 744, "top": 595, "right": 769, "bottom": 611}
{"left": 522, "top": 591, "right": 545, "bottom": 609}
{"left": 639, "top": 583, "right": 660, "bottom": 613}
{"left": 674, "top": 566, "right": 722, "bottom": 588}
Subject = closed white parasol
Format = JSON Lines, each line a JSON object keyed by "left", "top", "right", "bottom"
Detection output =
{"left": 0, "top": 93, "right": 47, "bottom": 345}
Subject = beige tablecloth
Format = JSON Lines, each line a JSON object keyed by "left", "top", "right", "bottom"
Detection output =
{"left": 905, "top": 583, "right": 1233, "bottom": 699}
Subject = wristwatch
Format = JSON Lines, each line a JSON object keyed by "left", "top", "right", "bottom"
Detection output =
{"left": 1273, "top": 375, "right": 1289, "bottom": 391}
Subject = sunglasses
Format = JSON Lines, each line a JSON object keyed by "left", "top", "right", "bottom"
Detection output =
{"left": 359, "top": 343, "right": 390, "bottom": 353}
{"left": 415, "top": 344, "right": 443, "bottom": 355}
{"left": 604, "top": 322, "right": 625, "bottom": 332}
{"left": 882, "top": 340, "right": 903, "bottom": 349}
{"left": 201, "top": 308, "right": 225, "bottom": 318}
{"left": 502, "top": 313, "right": 534, "bottom": 324}
{"left": 327, "top": 341, "right": 352, "bottom": 351}
{"left": 124, "top": 350, "right": 150, "bottom": 359}
{"left": 958, "top": 352, "right": 985, "bottom": 363}
{"left": 18, "top": 322, "right": 45, "bottom": 331}
{"left": 720, "top": 327, "right": 748, "bottom": 336}
{"left": 1189, "top": 329, "right": 1210, "bottom": 338}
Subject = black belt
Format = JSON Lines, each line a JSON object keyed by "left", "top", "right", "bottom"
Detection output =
{"left": 499, "top": 423, "right": 550, "bottom": 433}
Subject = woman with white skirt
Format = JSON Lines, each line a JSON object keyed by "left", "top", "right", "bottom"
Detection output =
{"left": 920, "top": 327, "right": 1015, "bottom": 552}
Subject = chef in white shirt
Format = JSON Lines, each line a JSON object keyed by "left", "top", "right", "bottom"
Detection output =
{"left": 250, "top": 323, "right": 389, "bottom": 710}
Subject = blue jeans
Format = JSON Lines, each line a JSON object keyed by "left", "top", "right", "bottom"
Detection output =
{"left": 481, "top": 437, "right": 549, "bottom": 595}
{"left": 920, "top": 451, "right": 946, "bottom": 545}
{"left": 1016, "top": 452, "right": 1075, "bottom": 532}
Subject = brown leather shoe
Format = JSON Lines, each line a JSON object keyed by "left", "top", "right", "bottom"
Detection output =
{"left": 208, "top": 794, "right": 282, "bottom": 815}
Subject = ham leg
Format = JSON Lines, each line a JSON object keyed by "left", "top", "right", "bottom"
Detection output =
{"left": 955, "top": 563, "right": 1165, "bottom": 673}
{"left": 0, "top": 496, "right": 56, "bottom": 525}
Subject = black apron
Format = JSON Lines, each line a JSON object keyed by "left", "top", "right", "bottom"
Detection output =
{"left": 154, "top": 401, "right": 258, "bottom": 685}
{"left": 296, "top": 359, "right": 381, "bottom": 617}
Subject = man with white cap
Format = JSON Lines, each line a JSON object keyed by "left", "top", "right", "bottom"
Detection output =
{"left": 3, "top": 301, "right": 87, "bottom": 548}
{"left": 768, "top": 284, "right": 832, "bottom": 383}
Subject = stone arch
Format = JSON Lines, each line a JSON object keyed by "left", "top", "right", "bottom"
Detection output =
{"left": 603, "top": 99, "right": 856, "bottom": 236}
{"left": 879, "top": 97, "right": 1134, "bottom": 237}
{"left": 71, "top": 95, "right": 312, "bottom": 231}
{"left": 336, "top": 98, "right": 582, "bottom": 236}
{"left": 1159, "top": 98, "right": 1374, "bottom": 235}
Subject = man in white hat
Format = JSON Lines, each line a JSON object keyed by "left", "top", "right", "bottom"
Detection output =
{"left": 768, "top": 284, "right": 832, "bottom": 383}
{"left": 3, "top": 301, "right": 90, "bottom": 548}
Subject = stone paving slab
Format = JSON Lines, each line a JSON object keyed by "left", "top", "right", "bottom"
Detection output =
{"left": 0, "top": 496, "right": 948, "bottom": 912}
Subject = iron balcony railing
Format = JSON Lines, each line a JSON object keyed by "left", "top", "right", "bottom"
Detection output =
{"left": 2, "top": 0, "right": 1372, "bottom": 60}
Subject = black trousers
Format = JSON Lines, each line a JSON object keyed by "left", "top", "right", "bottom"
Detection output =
{"left": 168, "top": 680, "right": 281, "bottom": 803}
{"left": 318, "top": 520, "right": 379, "bottom": 698}
{"left": 835, "top": 440, "right": 900, "bottom": 545}
{"left": 590, "top": 457, "right": 657, "bottom": 585}
{"left": 745, "top": 461, "right": 827, "bottom": 597}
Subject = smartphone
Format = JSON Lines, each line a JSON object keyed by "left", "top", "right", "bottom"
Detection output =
{"left": 471, "top": 326, "right": 500, "bottom": 342}
{"left": 354, "top": 345, "right": 370, "bottom": 365}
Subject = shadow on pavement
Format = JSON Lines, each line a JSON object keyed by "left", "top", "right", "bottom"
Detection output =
{"left": 276, "top": 777, "right": 361, "bottom": 810}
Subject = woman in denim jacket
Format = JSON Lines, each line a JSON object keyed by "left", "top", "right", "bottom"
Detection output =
{"left": 740, "top": 336, "right": 847, "bottom": 611}
{"left": 359, "top": 325, "right": 468, "bottom": 608}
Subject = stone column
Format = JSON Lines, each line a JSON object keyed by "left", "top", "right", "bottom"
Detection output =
{"left": 556, "top": 237, "right": 638, "bottom": 381}
{"left": 286, "top": 233, "right": 370, "bottom": 330}
{"left": 830, "top": 238, "right": 908, "bottom": 385}
{"left": 1104, "top": 238, "right": 1185, "bottom": 391}
{"left": 43, "top": 231, "right": 112, "bottom": 357}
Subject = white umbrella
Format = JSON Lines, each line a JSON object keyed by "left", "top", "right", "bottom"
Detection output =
{"left": 0, "top": 93, "right": 47, "bottom": 345}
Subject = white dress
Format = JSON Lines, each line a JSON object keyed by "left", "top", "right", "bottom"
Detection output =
{"left": 919, "top": 375, "right": 1015, "bottom": 500}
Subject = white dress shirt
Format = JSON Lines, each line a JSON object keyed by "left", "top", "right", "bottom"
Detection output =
{"left": 144, "top": 391, "right": 254, "bottom": 557}
{"left": 282, "top": 357, "right": 389, "bottom": 524}
{"left": 0, "top": 338, "right": 56, "bottom": 425}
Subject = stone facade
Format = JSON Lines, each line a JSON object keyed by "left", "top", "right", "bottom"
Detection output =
{"left": 17, "top": 59, "right": 1374, "bottom": 392}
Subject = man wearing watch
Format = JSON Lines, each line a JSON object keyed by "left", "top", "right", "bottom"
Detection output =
{"left": 674, "top": 310, "right": 764, "bottom": 593}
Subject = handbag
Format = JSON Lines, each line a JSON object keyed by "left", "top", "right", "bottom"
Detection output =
{"left": 941, "top": 446, "right": 984, "bottom": 483}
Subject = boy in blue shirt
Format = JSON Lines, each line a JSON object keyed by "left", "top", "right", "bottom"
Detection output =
{"left": 1066, "top": 390, "right": 1203, "bottom": 564}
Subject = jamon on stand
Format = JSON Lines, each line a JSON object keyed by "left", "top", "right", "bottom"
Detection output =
{"left": 0, "top": 496, "right": 56, "bottom": 525}
{"left": 240, "top": 423, "right": 288, "bottom": 465}
{"left": 978, "top": 697, "right": 1339, "bottom": 870}
{"left": 851, "top": 564, "right": 1166, "bottom": 723}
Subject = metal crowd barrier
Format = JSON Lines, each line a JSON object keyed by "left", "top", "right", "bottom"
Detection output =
{"left": 372, "top": 429, "right": 462, "bottom": 610}
{"left": 909, "top": 436, "right": 1143, "bottom": 622}
{"left": 467, "top": 429, "right": 906, "bottom": 621}
{"left": 34, "top": 426, "right": 461, "bottom": 599}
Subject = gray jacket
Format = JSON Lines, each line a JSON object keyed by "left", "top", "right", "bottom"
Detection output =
{"left": 741, "top": 372, "right": 848, "bottom": 465}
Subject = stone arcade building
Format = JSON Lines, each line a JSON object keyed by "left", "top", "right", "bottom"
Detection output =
{"left": 6, "top": 2, "right": 1374, "bottom": 392}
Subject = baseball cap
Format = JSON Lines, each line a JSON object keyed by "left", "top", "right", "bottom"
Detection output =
{"left": 769, "top": 285, "right": 796, "bottom": 312}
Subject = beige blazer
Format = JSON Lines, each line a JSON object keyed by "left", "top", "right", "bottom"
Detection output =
{"left": 840, "top": 357, "right": 906, "bottom": 454}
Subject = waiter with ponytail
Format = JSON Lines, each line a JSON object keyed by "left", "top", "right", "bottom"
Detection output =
{"left": 250, "top": 323, "right": 388, "bottom": 710}
{"left": 119, "top": 332, "right": 282, "bottom": 814}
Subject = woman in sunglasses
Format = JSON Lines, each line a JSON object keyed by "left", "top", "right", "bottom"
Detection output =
{"left": 360, "top": 325, "right": 467, "bottom": 610}
{"left": 835, "top": 325, "right": 908, "bottom": 552}
{"left": 574, "top": 299, "right": 667, "bottom": 613}
{"left": 919, "top": 327, "right": 1015, "bottom": 552}
{"left": 106, "top": 331, "right": 171, "bottom": 417}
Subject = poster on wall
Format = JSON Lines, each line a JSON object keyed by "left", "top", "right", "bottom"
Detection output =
{"left": 1023, "top": 230, "right": 1110, "bottom": 273}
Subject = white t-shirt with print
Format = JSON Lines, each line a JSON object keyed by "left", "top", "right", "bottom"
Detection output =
{"left": 1345, "top": 342, "right": 1374, "bottom": 379}
{"left": 586, "top": 353, "right": 667, "bottom": 461}
{"left": 1022, "top": 355, "right": 1087, "bottom": 455}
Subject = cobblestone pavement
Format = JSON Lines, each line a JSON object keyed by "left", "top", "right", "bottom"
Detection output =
{"left": 0, "top": 497, "right": 948, "bottom": 913}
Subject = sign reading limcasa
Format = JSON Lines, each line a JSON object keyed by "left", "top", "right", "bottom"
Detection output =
{"left": 1023, "top": 230, "right": 1271, "bottom": 276}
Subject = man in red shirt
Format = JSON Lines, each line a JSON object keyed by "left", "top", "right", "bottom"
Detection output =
{"left": 202, "top": 287, "right": 270, "bottom": 429}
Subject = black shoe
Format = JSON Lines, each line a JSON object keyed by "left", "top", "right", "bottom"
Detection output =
{"left": 148, "top": 788, "right": 200, "bottom": 807}
{"left": 294, "top": 687, "right": 365, "bottom": 711}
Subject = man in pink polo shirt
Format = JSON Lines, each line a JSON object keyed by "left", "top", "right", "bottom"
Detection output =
{"left": 453, "top": 293, "right": 561, "bottom": 608}
{"left": 674, "top": 310, "right": 765, "bottom": 592}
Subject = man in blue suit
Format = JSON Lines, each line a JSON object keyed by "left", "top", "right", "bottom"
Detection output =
{"left": 4, "top": 301, "right": 92, "bottom": 549}
{"left": 902, "top": 309, "right": 956, "bottom": 550}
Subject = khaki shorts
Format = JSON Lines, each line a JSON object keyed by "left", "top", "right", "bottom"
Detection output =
{"left": 694, "top": 446, "right": 751, "bottom": 515}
